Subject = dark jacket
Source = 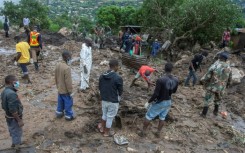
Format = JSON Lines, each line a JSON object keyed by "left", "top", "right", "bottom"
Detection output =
{"left": 149, "top": 74, "right": 178, "bottom": 103}
{"left": 3, "top": 22, "right": 9, "bottom": 31}
{"left": 99, "top": 70, "right": 123, "bottom": 103}
{"left": 1, "top": 87, "right": 23, "bottom": 117}
{"left": 189, "top": 54, "right": 204, "bottom": 71}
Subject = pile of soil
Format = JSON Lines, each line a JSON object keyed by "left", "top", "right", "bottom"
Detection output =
{"left": 0, "top": 32, "right": 244, "bottom": 153}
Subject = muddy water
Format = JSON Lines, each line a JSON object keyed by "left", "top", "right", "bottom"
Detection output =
{"left": 0, "top": 48, "right": 15, "bottom": 55}
{"left": 232, "top": 115, "right": 245, "bottom": 133}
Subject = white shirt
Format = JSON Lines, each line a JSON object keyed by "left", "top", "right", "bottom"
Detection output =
{"left": 23, "top": 18, "right": 30, "bottom": 26}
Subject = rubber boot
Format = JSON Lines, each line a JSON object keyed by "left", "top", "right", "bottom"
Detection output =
{"left": 213, "top": 105, "right": 219, "bottom": 116}
{"left": 34, "top": 62, "right": 39, "bottom": 71}
{"left": 200, "top": 106, "right": 209, "bottom": 118}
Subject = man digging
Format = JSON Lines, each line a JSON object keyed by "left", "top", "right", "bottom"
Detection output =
{"left": 130, "top": 65, "right": 158, "bottom": 91}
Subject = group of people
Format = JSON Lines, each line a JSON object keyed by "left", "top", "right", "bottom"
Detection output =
{"left": 119, "top": 29, "right": 142, "bottom": 55}
{"left": 12, "top": 25, "right": 43, "bottom": 85}
{"left": 1, "top": 29, "right": 233, "bottom": 150}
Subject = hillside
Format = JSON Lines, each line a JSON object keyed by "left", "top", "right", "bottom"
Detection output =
{"left": 39, "top": 0, "right": 143, "bottom": 20}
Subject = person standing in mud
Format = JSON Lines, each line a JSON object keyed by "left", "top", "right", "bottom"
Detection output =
{"left": 98, "top": 59, "right": 123, "bottom": 137}
{"left": 3, "top": 17, "right": 9, "bottom": 38}
{"left": 28, "top": 26, "right": 42, "bottom": 71}
{"left": 13, "top": 36, "right": 32, "bottom": 84}
{"left": 94, "top": 24, "right": 105, "bottom": 49}
{"left": 138, "top": 63, "right": 178, "bottom": 138}
{"left": 151, "top": 39, "right": 161, "bottom": 57}
{"left": 133, "top": 35, "right": 142, "bottom": 55}
{"left": 80, "top": 39, "right": 92, "bottom": 91}
{"left": 55, "top": 51, "right": 74, "bottom": 121}
{"left": 184, "top": 51, "right": 208, "bottom": 87}
{"left": 1, "top": 75, "right": 24, "bottom": 150}
{"left": 23, "top": 17, "right": 30, "bottom": 36}
{"left": 72, "top": 21, "right": 79, "bottom": 40}
{"left": 222, "top": 28, "right": 231, "bottom": 48}
{"left": 120, "top": 29, "right": 130, "bottom": 50}
{"left": 200, "top": 52, "right": 232, "bottom": 118}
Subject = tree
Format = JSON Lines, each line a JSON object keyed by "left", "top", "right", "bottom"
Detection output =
{"left": 139, "top": 0, "right": 243, "bottom": 45}
{"left": 96, "top": 5, "right": 122, "bottom": 30}
{"left": 1, "top": 0, "right": 50, "bottom": 29}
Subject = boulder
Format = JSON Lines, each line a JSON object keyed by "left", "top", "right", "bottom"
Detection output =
{"left": 174, "top": 55, "right": 190, "bottom": 68}
{"left": 192, "top": 42, "right": 201, "bottom": 53}
{"left": 58, "top": 27, "right": 72, "bottom": 37}
{"left": 231, "top": 68, "right": 244, "bottom": 84}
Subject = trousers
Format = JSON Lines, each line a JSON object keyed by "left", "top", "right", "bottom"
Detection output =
{"left": 6, "top": 118, "right": 23, "bottom": 145}
{"left": 56, "top": 94, "right": 74, "bottom": 119}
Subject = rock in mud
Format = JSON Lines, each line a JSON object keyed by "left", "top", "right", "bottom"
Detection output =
{"left": 231, "top": 68, "right": 244, "bottom": 84}
{"left": 58, "top": 27, "right": 72, "bottom": 37}
{"left": 127, "top": 147, "right": 138, "bottom": 152}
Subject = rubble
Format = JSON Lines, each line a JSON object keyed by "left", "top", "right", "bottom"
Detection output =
{"left": 0, "top": 32, "right": 244, "bottom": 152}
{"left": 58, "top": 27, "right": 72, "bottom": 37}
{"left": 231, "top": 68, "right": 245, "bottom": 84}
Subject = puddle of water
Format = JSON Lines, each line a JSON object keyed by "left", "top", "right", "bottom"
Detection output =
{"left": 233, "top": 116, "right": 245, "bottom": 133}
{"left": 71, "top": 68, "right": 80, "bottom": 81}
{"left": 0, "top": 48, "right": 16, "bottom": 55}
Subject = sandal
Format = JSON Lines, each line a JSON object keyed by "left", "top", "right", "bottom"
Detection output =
{"left": 97, "top": 123, "right": 104, "bottom": 133}
{"left": 103, "top": 130, "right": 116, "bottom": 137}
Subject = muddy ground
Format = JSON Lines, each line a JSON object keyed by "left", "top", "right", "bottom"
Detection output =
{"left": 0, "top": 31, "right": 244, "bottom": 153}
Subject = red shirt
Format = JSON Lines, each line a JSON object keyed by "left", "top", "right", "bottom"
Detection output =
{"left": 223, "top": 31, "right": 230, "bottom": 41}
{"left": 139, "top": 65, "right": 155, "bottom": 81}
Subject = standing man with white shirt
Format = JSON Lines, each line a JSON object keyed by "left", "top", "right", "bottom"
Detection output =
{"left": 80, "top": 39, "right": 92, "bottom": 91}
{"left": 23, "top": 17, "right": 30, "bottom": 36}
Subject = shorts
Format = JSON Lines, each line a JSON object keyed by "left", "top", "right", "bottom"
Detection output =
{"left": 102, "top": 101, "right": 119, "bottom": 120}
{"left": 146, "top": 100, "right": 171, "bottom": 121}
{"left": 19, "top": 63, "right": 28, "bottom": 75}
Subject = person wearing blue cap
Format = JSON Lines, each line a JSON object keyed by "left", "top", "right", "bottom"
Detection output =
{"left": 200, "top": 51, "right": 232, "bottom": 117}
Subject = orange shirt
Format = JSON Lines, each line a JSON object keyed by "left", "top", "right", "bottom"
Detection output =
{"left": 139, "top": 65, "right": 155, "bottom": 81}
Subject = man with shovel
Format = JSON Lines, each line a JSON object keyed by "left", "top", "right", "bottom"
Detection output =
{"left": 98, "top": 59, "right": 123, "bottom": 137}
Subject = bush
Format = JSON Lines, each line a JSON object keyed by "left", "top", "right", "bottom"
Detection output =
{"left": 1, "top": 0, "right": 50, "bottom": 29}
{"left": 0, "top": 21, "right": 3, "bottom": 29}
{"left": 49, "top": 23, "right": 60, "bottom": 32}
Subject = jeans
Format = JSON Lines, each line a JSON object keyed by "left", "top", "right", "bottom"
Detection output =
{"left": 146, "top": 100, "right": 171, "bottom": 121}
{"left": 6, "top": 118, "right": 23, "bottom": 145}
{"left": 56, "top": 94, "right": 74, "bottom": 119}
{"left": 19, "top": 63, "right": 28, "bottom": 75}
{"left": 102, "top": 101, "right": 119, "bottom": 128}
{"left": 185, "top": 70, "right": 197, "bottom": 86}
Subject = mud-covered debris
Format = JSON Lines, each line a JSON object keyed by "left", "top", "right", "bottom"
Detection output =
{"left": 127, "top": 147, "right": 138, "bottom": 152}
{"left": 114, "top": 135, "right": 129, "bottom": 145}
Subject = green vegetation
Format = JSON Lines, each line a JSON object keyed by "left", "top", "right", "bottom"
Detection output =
{"left": 0, "top": 21, "right": 3, "bottom": 29}
{"left": 139, "top": 0, "right": 244, "bottom": 45}
{"left": 1, "top": 0, "right": 50, "bottom": 29}
{"left": 0, "top": 0, "right": 244, "bottom": 46}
